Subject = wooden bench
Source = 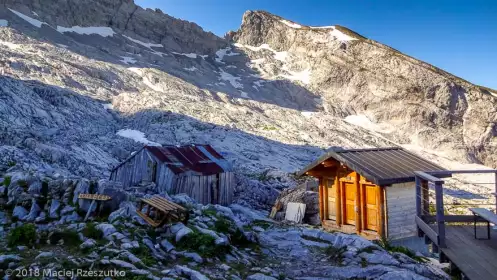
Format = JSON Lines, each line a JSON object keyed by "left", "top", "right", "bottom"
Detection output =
{"left": 136, "top": 196, "right": 189, "bottom": 227}
{"left": 469, "top": 208, "right": 497, "bottom": 240}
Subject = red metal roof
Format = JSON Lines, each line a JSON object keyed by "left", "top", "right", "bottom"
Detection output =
{"left": 146, "top": 145, "right": 230, "bottom": 175}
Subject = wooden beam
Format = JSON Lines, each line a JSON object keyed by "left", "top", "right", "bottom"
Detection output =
{"left": 322, "top": 160, "right": 337, "bottom": 168}
{"left": 434, "top": 181, "right": 446, "bottom": 248}
{"left": 354, "top": 172, "right": 362, "bottom": 234}
{"left": 378, "top": 185, "right": 385, "bottom": 239}
{"left": 495, "top": 171, "right": 497, "bottom": 214}
{"left": 335, "top": 174, "right": 341, "bottom": 226}
{"left": 323, "top": 178, "right": 329, "bottom": 220}
{"left": 414, "top": 171, "right": 444, "bottom": 183}
{"left": 416, "top": 216, "right": 439, "bottom": 246}
{"left": 361, "top": 182, "right": 366, "bottom": 231}
{"left": 422, "top": 180, "right": 430, "bottom": 215}
{"left": 318, "top": 177, "right": 324, "bottom": 222}
{"left": 422, "top": 215, "right": 486, "bottom": 223}
{"left": 415, "top": 176, "right": 422, "bottom": 217}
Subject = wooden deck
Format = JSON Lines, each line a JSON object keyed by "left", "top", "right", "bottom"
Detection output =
{"left": 433, "top": 225, "right": 497, "bottom": 280}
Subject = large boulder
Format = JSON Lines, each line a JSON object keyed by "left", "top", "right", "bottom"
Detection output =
{"left": 108, "top": 201, "right": 147, "bottom": 225}
{"left": 98, "top": 179, "right": 127, "bottom": 214}
{"left": 275, "top": 182, "right": 320, "bottom": 225}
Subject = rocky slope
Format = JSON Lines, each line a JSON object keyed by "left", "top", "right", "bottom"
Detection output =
{"left": 0, "top": 1, "right": 490, "bottom": 278}
{"left": 0, "top": 170, "right": 448, "bottom": 279}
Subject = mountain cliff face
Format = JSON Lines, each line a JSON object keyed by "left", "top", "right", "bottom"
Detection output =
{"left": 0, "top": 2, "right": 496, "bottom": 190}
{"left": 231, "top": 11, "right": 497, "bottom": 167}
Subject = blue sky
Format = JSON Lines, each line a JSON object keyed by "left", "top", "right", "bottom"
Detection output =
{"left": 136, "top": 0, "right": 497, "bottom": 89}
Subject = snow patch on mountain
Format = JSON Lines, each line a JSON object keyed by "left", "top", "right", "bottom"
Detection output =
{"left": 219, "top": 69, "right": 243, "bottom": 89}
{"left": 215, "top": 47, "right": 240, "bottom": 63}
{"left": 234, "top": 43, "right": 288, "bottom": 61}
{"left": 344, "top": 115, "right": 387, "bottom": 133}
{"left": 102, "top": 103, "right": 114, "bottom": 110}
{"left": 0, "top": 20, "right": 8, "bottom": 27}
{"left": 184, "top": 66, "right": 197, "bottom": 72}
{"left": 280, "top": 19, "right": 302, "bottom": 29}
{"left": 8, "top": 9, "right": 46, "bottom": 28}
{"left": 123, "top": 35, "right": 163, "bottom": 49}
{"left": 172, "top": 52, "right": 208, "bottom": 59}
{"left": 120, "top": 56, "right": 137, "bottom": 64}
{"left": 57, "top": 26, "right": 116, "bottom": 37}
{"left": 301, "top": 112, "right": 315, "bottom": 118}
{"left": 0, "top": 40, "right": 19, "bottom": 49}
{"left": 116, "top": 129, "right": 161, "bottom": 146}
{"left": 280, "top": 68, "right": 311, "bottom": 84}
{"left": 329, "top": 28, "right": 357, "bottom": 42}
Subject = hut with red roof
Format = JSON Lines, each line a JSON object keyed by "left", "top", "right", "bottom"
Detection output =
{"left": 110, "top": 144, "right": 234, "bottom": 205}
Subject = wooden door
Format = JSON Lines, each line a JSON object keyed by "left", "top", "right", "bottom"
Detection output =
{"left": 325, "top": 178, "right": 336, "bottom": 220}
{"left": 342, "top": 182, "right": 356, "bottom": 225}
{"left": 363, "top": 184, "right": 379, "bottom": 231}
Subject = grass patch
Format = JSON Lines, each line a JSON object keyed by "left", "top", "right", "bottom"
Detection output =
{"left": 17, "top": 180, "right": 29, "bottom": 191}
{"left": 213, "top": 217, "right": 253, "bottom": 247}
{"left": 251, "top": 220, "right": 273, "bottom": 230}
{"left": 130, "top": 245, "right": 159, "bottom": 266}
{"left": 324, "top": 245, "right": 347, "bottom": 265}
{"left": 202, "top": 208, "right": 217, "bottom": 217}
{"left": 7, "top": 223, "right": 37, "bottom": 247}
{"left": 373, "top": 236, "right": 427, "bottom": 263}
{"left": 82, "top": 223, "right": 103, "bottom": 240}
{"left": 49, "top": 229, "right": 80, "bottom": 247}
{"left": 357, "top": 245, "right": 379, "bottom": 254}
{"left": 301, "top": 235, "right": 331, "bottom": 244}
{"left": 176, "top": 230, "right": 230, "bottom": 259}
{"left": 0, "top": 176, "right": 10, "bottom": 187}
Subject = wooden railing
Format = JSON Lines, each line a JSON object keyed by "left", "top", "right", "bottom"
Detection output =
{"left": 414, "top": 169, "right": 497, "bottom": 251}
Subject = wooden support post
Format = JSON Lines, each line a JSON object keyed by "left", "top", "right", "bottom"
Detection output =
{"left": 323, "top": 179, "right": 329, "bottom": 220}
{"left": 435, "top": 181, "right": 446, "bottom": 248}
{"left": 354, "top": 172, "right": 362, "bottom": 234}
{"left": 495, "top": 171, "right": 497, "bottom": 214}
{"left": 361, "top": 182, "right": 366, "bottom": 231}
{"left": 422, "top": 180, "right": 430, "bottom": 215}
{"left": 335, "top": 175, "right": 341, "bottom": 226}
{"left": 378, "top": 186, "right": 385, "bottom": 239}
{"left": 415, "top": 176, "right": 421, "bottom": 217}
{"left": 318, "top": 178, "right": 324, "bottom": 222}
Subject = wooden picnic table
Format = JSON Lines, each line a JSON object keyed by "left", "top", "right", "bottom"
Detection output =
{"left": 469, "top": 208, "right": 497, "bottom": 240}
{"left": 136, "top": 196, "right": 189, "bottom": 227}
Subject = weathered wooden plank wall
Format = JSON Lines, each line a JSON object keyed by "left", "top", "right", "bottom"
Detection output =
{"left": 386, "top": 182, "right": 417, "bottom": 239}
{"left": 111, "top": 150, "right": 235, "bottom": 205}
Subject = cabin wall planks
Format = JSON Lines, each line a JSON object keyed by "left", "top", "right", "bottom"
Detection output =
{"left": 386, "top": 182, "right": 417, "bottom": 239}
{"left": 110, "top": 147, "right": 235, "bottom": 205}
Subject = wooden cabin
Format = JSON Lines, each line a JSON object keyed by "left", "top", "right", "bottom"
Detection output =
{"left": 110, "top": 145, "right": 235, "bottom": 205}
{"left": 297, "top": 147, "right": 447, "bottom": 240}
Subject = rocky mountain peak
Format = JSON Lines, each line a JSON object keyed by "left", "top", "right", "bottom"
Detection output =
{"left": 1, "top": 0, "right": 228, "bottom": 53}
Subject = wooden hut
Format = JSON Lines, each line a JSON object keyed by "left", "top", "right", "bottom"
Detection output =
{"left": 110, "top": 145, "right": 235, "bottom": 205}
{"left": 297, "top": 147, "right": 448, "bottom": 240}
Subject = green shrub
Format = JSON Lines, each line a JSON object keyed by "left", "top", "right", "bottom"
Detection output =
{"left": 82, "top": 223, "right": 103, "bottom": 240}
{"left": 213, "top": 217, "right": 252, "bottom": 247}
{"left": 176, "top": 231, "right": 230, "bottom": 258}
{"left": 41, "top": 180, "right": 49, "bottom": 197}
{"left": 49, "top": 230, "right": 80, "bottom": 247}
{"left": 201, "top": 208, "right": 217, "bottom": 217}
{"left": 7, "top": 224, "right": 37, "bottom": 247}
{"left": 324, "top": 245, "right": 347, "bottom": 264}
{"left": 214, "top": 218, "right": 231, "bottom": 233}
{"left": 3, "top": 176, "right": 11, "bottom": 188}
{"left": 7, "top": 161, "right": 16, "bottom": 167}
{"left": 130, "top": 245, "right": 150, "bottom": 256}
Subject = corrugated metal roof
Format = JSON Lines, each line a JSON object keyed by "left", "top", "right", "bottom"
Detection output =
{"left": 146, "top": 145, "right": 230, "bottom": 175}
{"left": 297, "top": 147, "right": 448, "bottom": 185}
